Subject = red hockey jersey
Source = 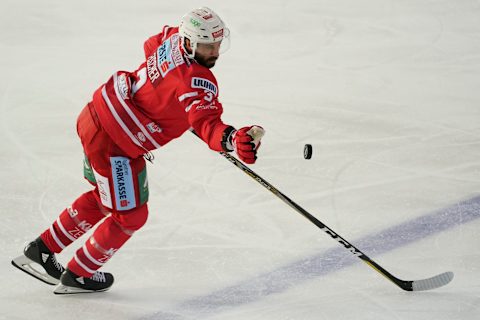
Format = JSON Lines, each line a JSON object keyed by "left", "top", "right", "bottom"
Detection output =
{"left": 91, "top": 26, "right": 231, "bottom": 158}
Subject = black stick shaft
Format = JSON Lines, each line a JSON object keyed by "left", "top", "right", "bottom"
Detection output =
{"left": 218, "top": 150, "right": 413, "bottom": 291}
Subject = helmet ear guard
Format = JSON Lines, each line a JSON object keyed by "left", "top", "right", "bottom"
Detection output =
{"left": 180, "top": 36, "right": 198, "bottom": 59}
{"left": 179, "top": 7, "right": 230, "bottom": 59}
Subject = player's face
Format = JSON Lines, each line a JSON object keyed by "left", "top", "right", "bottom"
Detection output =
{"left": 194, "top": 42, "right": 221, "bottom": 69}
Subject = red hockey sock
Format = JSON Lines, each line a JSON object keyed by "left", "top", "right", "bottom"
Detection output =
{"left": 40, "top": 190, "right": 107, "bottom": 253}
{"left": 67, "top": 204, "right": 148, "bottom": 277}
{"left": 67, "top": 217, "right": 130, "bottom": 277}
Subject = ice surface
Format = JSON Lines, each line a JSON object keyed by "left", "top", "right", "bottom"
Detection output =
{"left": 1, "top": 0, "right": 479, "bottom": 319}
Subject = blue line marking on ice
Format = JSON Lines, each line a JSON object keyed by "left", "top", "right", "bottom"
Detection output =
{"left": 144, "top": 195, "right": 480, "bottom": 319}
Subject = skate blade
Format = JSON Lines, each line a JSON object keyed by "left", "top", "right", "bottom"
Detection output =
{"left": 11, "top": 255, "right": 59, "bottom": 286}
{"left": 53, "top": 284, "right": 111, "bottom": 295}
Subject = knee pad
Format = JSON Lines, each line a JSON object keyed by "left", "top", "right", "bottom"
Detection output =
{"left": 111, "top": 203, "right": 149, "bottom": 233}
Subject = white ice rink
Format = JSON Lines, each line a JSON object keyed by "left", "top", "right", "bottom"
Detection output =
{"left": 1, "top": 0, "right": 480, "bottom": 319}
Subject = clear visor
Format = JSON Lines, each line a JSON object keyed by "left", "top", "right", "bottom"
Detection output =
{"left": 196, "top": 27, "right": 231, "bottom": 54}
{"left": 219, "top": 27, "right": 231, "bottom": 54}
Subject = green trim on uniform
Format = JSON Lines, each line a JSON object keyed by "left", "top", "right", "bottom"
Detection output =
{"left": 138, "top": 167, "right": 149, "bottom": 205}
{"left": 83, "top": 155, "right": 96, "bottom": 184}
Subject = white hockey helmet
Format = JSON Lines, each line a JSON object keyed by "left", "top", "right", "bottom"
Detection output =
{"left": 179, "top": 7, "right": 230, "bottom": 58}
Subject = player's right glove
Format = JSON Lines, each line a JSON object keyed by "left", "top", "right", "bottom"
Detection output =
{"left": 222, "top": 125, "right": 265, "bottom": 164}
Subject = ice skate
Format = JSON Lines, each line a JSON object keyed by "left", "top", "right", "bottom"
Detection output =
{"left": 53, "top": 269, "right": 114, "bottom": 294}
{"left": 11, "top": 237, "right": 65, "bottom": 285}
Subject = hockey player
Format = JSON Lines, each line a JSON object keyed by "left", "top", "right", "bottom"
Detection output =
{"left": 11, "top": 7, "right": 264, "bottom": 294}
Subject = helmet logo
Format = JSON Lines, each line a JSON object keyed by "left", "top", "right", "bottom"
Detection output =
{"left": 212, "top": 29, "right": 223, "bottom": 39}
{"left": 190, "top": 18, "right": 201, "bottom": 27}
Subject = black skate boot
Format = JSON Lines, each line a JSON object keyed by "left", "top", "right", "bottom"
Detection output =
{"left": 54, "top": 269, "right": 114, "bottom": 294}
{"left": 11, "top": 237, "right": 65, "bottom": 285}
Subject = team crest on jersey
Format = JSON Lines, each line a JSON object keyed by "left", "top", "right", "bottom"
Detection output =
{"left": 191, "top": 77, "right": 218, "bottom": 96}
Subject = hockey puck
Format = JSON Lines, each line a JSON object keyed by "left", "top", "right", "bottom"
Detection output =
{"left": 304, "top": 144, "right": 312, "bottom": 159}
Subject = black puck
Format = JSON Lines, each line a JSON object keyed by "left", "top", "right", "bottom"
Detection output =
{"left": 304, "top": 144, "right": 312, "bottom": 159}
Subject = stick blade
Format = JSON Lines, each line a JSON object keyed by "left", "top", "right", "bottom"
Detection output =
{"left": 411, "top": 271, "right": 454, "bottom": 291}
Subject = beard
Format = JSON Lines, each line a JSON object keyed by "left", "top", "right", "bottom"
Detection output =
{"left": 195, "top": 55, "right": 218, "bottom": 69}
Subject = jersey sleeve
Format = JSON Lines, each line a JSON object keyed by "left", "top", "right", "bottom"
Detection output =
{"left": 177, "top": 68, "right": 232, "bottom": 152}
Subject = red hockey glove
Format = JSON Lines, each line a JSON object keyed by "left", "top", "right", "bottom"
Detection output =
{"left": 231, "top": 125, "right": 265, "bottom": 164}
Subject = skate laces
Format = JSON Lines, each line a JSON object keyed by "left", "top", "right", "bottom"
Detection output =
{"left": 51, "top": 255, "right": 64, "bottom": 273}
{"left": 91, "top": 272, "right": 106, "bottom": 282}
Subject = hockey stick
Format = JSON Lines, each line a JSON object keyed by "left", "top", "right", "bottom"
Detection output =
{"left": 193, "top": 130, "right": 453, "bottom": 291}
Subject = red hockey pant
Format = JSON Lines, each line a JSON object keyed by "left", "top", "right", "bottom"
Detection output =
{"left": 41, "top": 104, "right": 149, "bottom": 277}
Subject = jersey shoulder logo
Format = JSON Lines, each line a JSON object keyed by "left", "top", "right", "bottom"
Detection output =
{"left": 156, "top": 34, "right": 185, "bottom": 78}
{"left": 191, "top": 77, "right": 218, "bottom": 96}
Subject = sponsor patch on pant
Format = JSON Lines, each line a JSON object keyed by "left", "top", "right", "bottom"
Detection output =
{"left": 92, "top": 168, "right": 113, "bottom": 209}
{"left": 110, "top": 156, "right": 136, "bottom": 211}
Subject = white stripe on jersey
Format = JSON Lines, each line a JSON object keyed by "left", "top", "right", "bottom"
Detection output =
{"left": 185, "top": 100, "right": 201, "bottom": 112}
{"left": 178, "top": 91, "right": 198, "bottom": 102}
{"left": 112, "top": 73, "right": 162, "bottom": 149}
{"left": 102, "top": 86, "right": 143, "bottom": 148}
